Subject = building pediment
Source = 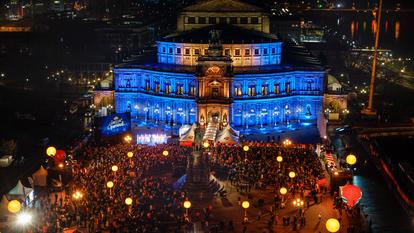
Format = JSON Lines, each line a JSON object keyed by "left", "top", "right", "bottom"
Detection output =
{"left": 183, "top": 0, "right": 264, "bottom": 13}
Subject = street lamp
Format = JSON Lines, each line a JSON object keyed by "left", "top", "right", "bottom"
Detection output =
{"left": 288, "top": 171, "right": 296, "bottom": 179}
{"left": 125, "top": 197, "right": 133, "bottom": 205}
{"left": 111, "top": 165, "right": 119, "bottom": 172}
{"left": 242, "top": 201, "right": 250, "bottom": 223}
{"left": 106, "top": 181, "right": 114, "bottom": 195}
{"left": 46, "top": 146, "right": 56, "bottom": 157}
{"left": 203, "top": 141, "right": 210, "bottom": 149}
{"left": 7, "top": 200, "right": 21, "bottom": 213}
{"left": 183, "top": 200, "right": 191, "bottom": 221}
{"left": 124, "top": 135, "right": 132, "bottom": 143}
{"left": 326, "top": 218, "right": 341, "bottom": 232}
{"left": 162, "top": 150, "right": 169, "bottom": 156}
{"left": 72, "top": 191, "right": 83, "bottom": 200}
{"left": 279, "top": 187, "right": 287, "bottom": 195}
{"left": 276, "top": 155, "right": 283, "bottom": 169}
{"left": 293, "top": 198, "right": 304, "bottom": 208}
{"left": 127, "top": 152, "right": 134, "bottom": 158}
{"left": 346, "top": 154, "right": 357, "bottom": 166}
{"left": 243, "top": 145, "right": 249, "bottom": 152}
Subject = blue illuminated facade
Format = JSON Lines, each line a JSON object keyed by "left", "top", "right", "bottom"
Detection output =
{"left": 114, "top": 0, "right": 325, "bottom": 131}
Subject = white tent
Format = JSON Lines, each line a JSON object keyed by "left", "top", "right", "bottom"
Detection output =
{"left": 32, "top": 166, "right": 48, "bottom": 187}
{"left": 216, "top": 125, "right": 239, "bottom": 145}
{"left": 7, "top": 180, "right": 33, "bottom": 200}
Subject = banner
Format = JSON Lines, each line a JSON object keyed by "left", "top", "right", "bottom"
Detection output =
{"left": 98, "top": 112, "right": 131, "bottom": 137}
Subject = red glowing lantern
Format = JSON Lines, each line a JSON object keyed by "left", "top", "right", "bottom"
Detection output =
{"left": 340, "top": 184, "right": 362, "bottom": 208}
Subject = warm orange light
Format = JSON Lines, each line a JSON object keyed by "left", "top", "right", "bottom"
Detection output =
{"left": 326, "top": 218, "right": 340, "bottom": 232}
{"left": 46, "top": 146, "right": 56, "bottom": 157}
{"left": 7, "top": 200, "right": 21, "bottom": 213}
{"left": 242, "top": 201, "right": 250, "bottom": 209}
{"left": 111, "top": 165, "right": 119, "bottom": 172}
{"left": 162, "top": 150, "right": 169, "bottom": 156}
{"left": 288, "top": 171, "right": 296, "bottom": 178}
{"left": 125, "top": 197, "right": 133, "bottom": 205}
{"left": 346, "top": 154, "right": 357, "bottom": 165}
{"left": 183, "top": 200, "right": 192, "bottom": 209}
{"left": 276, "top": 156, "right": 283, "bottom": 163}
{"left": 243, "top": 145, "right": 249, "bottom": 152}
{"left": 279, "top": 187, "right": 287, "bottom": 195}
{"left": 106, "top": 181, "right": 114, "bottom": 188}
{"left": 203, "top": 142, "right": 210, "bottom": 148}
{"left": 127, "top": 152, "right": 133, "bottom": 158}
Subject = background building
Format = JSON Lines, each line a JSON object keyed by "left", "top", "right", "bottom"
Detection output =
{"left": 114, "top": 0, "right": 326, "bottom": 133}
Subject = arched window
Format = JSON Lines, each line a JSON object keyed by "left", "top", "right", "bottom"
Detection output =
{"left": 164, "top": 81, "right": 171, "bottom": 94}
{"left": 189, "top": 82, "right": 196, "bottom": 96}
{"left": 285, "top": 82, "right": 291, "bottom": 94}
{"left": 274, "top": 83, "right": 280, "bottom": 94}
{"left": 248, "top": 82, "right": 256, "bottom": 96}
{"left": 144, "top": 79, "right": 150, "bottom": 91}
{"left": 176, "top": 83, "right": 184, "bottom": 95}
{"left": 234, "top": 83, "right": 242, "bottom": 96}
{"left": 154, "top": 80, "right": 160, "bottom": 93}
{"left": 262, "top": 83, "right": 269, "bottom": 96}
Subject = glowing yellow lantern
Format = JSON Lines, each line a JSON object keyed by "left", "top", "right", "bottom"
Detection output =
{"left": 242, "top": 201, "right": 250, "bottom": 209}
{"left": 127, "top": 152, "right": 133, "bottom": 158}
{"left": 162, "top": 150, "right": 169, "bottom": 156}
{"left": 203, "top": 142, "right": 210, "bottom": 148}
{"left": 183, "top": 200, "right": 191, "bottom": 209}
{"left": 125, "top": 197, "right": 133, "bottom": 205}
{"left": 289, "top": 171, "right": 296, "bottom": 178}
{"left": 46, "top": 146, "right": 56, "bottom": 157}
{"left": 326, "top": 218, "right": 340, "bottom": 233}
{"left": 106, "top": 181, "right": 114, "bottom": 188}
{"left": 111, "top": 165, "right": 118, "bottom": 172}
{"left": 276, "top": 156, "right": 283, "bottom": 163}
{"left": 7, "top": 200, "right": 21, "bottom": 213}
{"left": 243, "top": 145, "right": 249, "bottom": 152}
{"left": 279, "top": 187, "right": 287, "bottom": 195}
{"left": 346, "top": 154, "right": 357, "bottom": 165}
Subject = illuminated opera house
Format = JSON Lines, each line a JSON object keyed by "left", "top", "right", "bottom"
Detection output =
{"left": 114, "top": 0, "right": 326, "bottom": 136}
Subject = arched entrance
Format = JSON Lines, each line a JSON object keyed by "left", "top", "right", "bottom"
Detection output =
{"left": 208, "top": 111, "right": 221, "bottom": 123}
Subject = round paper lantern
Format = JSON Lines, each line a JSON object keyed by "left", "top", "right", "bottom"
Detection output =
{"left": 125, "top": 197, "right": 133, "bottom": 205}
{"left": 326, "top": 218, "right": 340, "bottom": 232}
{"left": 8, "top": 200, "right": 21, "bottom": 213}
{"left": 242, "top": 201, "right": 250, "bottom": 209}
{"left": 346, "top": 154, "right": 357, "bottom": 165}
{"left": 127, "top": 152, "right": 133, "bottom": 158}
{"left": 111, "top": 165, "right": 119, "bottom": 172}
{"left": 106, "top": 181, "right": 114, "bottom": 188}
{"left": 243, "top": 145, "right": 249, "bottom": 152}
{"left": 289, "top": 171, "right": 296, "bottom": 178}
{"left": 276, "top": 156, "right": 283, "bottom": 163}
{"left": 183, "top": 200, "right": 191, "bottom": 209}
{"left": 46, "top": 146, "right": 56, "bottom": 157}
{"left": 279, "top": 187, "right": 287, "bottom": 195}
{"left": 162, "top": 150, "right": 169, "bottom": 156}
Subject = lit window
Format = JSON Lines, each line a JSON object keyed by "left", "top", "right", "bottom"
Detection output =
{"left": 176, "top": 83, "right": 184, "bottom": 95}
{"left": 144, "top": 79, "right": 150, "bottom": 91}
{"left": 274, "top": 83, "right": 280, "bottom": 94}
{"left": 262, "top": 83, "right": 268, "bottom": 95}
{"left": 234, "top": 83, "right": 242, "bottom": 96}
{"left": 154, "top": 81, "right": 160, "bottom": 93}
{"left": 245, "top": 49, "right": 250, "bottom": 56}
{"left": 285, "top": 82, "right": 291, "bottom": 94}
{"left": 248, "top": 84, "right": 256, "bottom": 96}
{"left": 189, "top": 84, "right": 196, "bottom": 96}
{"left": 165, "top": 82, "right": 171, "bottom": 94}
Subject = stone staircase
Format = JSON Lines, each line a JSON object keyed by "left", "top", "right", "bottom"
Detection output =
{"left": 203, "top": 121, "right": 219, "bottom": 141}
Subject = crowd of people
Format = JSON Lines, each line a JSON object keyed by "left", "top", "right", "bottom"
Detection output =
{"left": 31, "top": 143, "right": 192, "bottom": 233}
